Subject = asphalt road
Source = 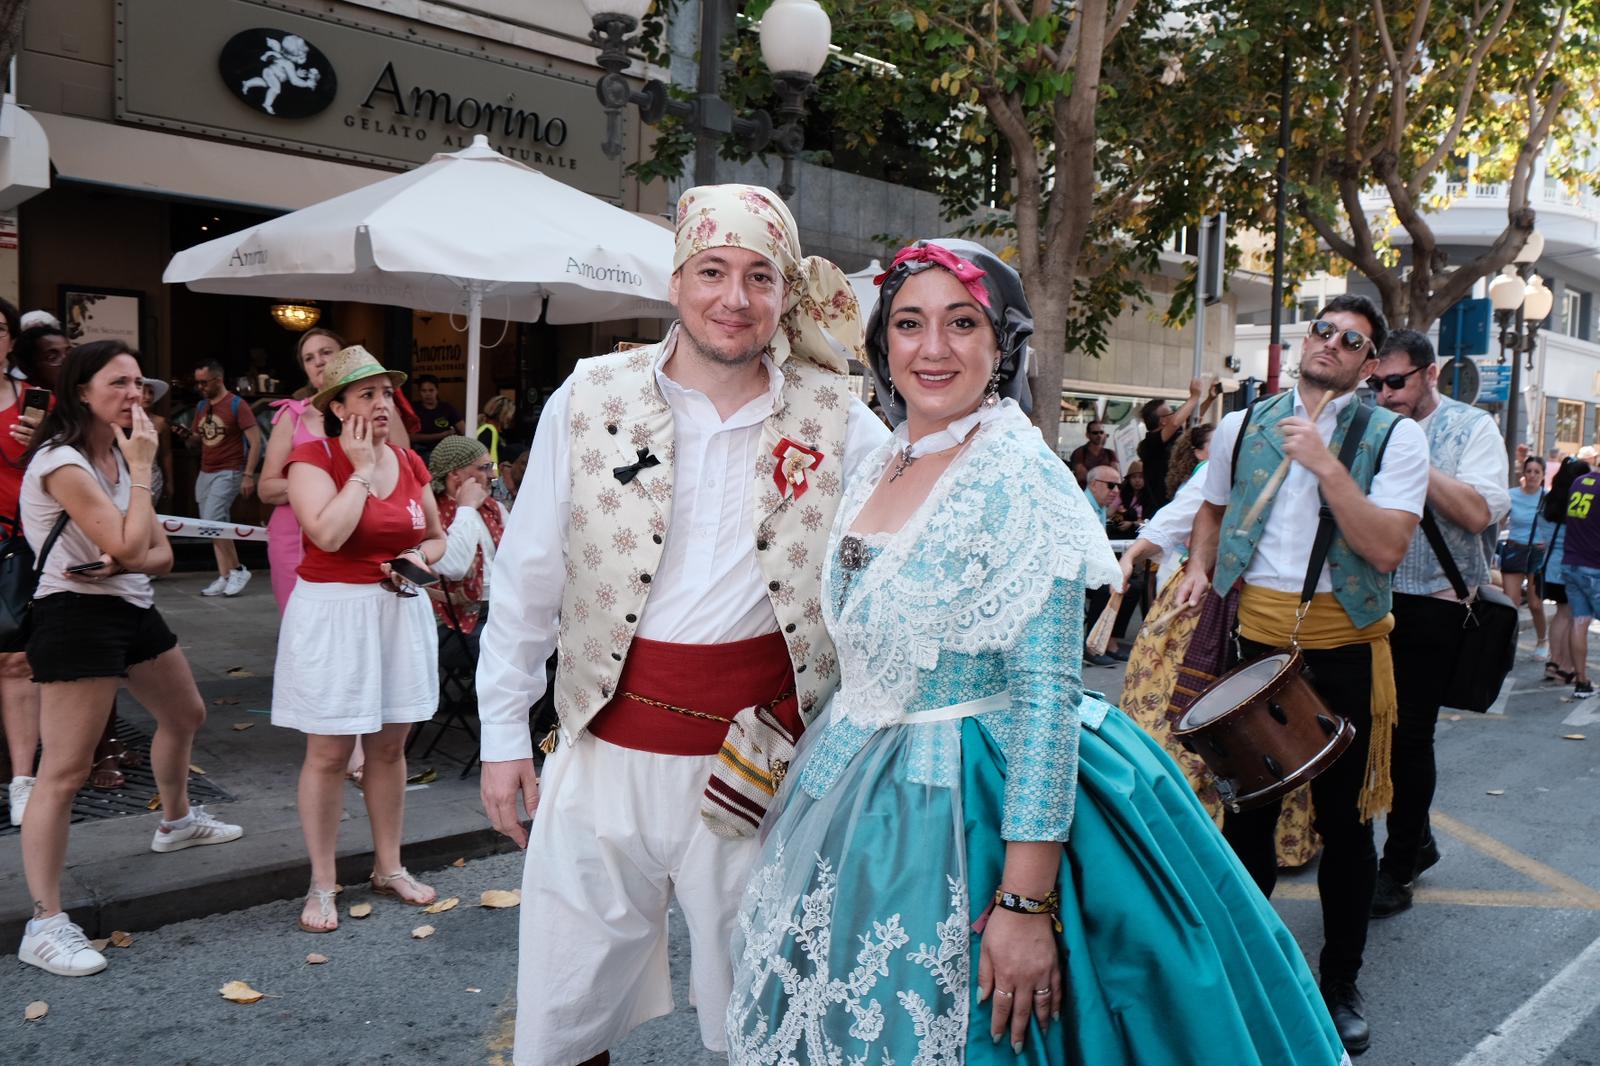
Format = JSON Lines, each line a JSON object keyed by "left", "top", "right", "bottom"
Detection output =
{"left": 3, "top": 649, "right": 1598, "bottom": 1066}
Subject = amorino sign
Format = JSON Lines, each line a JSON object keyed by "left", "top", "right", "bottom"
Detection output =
{"left": 115, "top": 0, "right": 623, "bottom": 200}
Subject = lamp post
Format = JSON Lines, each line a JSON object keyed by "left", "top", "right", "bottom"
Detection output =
{"left": 583, "top": 0, "right": 832, "bottom": 198}
{"left": 1489, "top": 231, "right": 1554, "bottom": 468}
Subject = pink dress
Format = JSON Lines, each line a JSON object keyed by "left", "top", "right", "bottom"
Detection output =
{"left": 267, "top": 399, "right": 322, "bottom": 614}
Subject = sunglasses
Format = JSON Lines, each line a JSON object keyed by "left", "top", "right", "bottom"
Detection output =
{"left": 1094, "top": 479, "right": 1123, "bottom": 489}
{"left": 1365, "top": 366, "right": 1425, "bottom": 392}
{"left": 1309, "top": 319, "right": 1372, "bottom": 354}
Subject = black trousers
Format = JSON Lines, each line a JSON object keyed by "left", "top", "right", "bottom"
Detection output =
{"left": 1381, "top": 593, "right": 1463, "bottom": 878}
{"left": 1222, "top": 636, "right": 1378, "bottom": 983}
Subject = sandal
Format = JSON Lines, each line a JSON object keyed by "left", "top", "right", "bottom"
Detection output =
{"left": 346, "top": 767, "right": 365, "bottom": 791}
{"left": 88, "top": 754, "right": 125, "bottom": 791}
{"left": 370, "top": 867, "right": 436, "bottom": 907}
{"left": 298, "top": 887, "right": 339, "bottom": 933}
{"left": 1545, "top": 663, "right": 1576, "bottom": 683}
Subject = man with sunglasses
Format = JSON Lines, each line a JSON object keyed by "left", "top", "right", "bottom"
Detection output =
{"left": 1068, "top": 421, "right": 1119, "bottom": 485}
{"left": 1176, "top": 294, "right": 1430, "bottom": 1055}
{"left": 1368, "top": 330, "right": 1509, "bottom": 921}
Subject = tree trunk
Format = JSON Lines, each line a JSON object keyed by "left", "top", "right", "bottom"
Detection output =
{"left": 1028, "top": 288, "right": 1071, "bottom": 453}
{"left": 0, "top": 1, "right": 28, "bottom": 85}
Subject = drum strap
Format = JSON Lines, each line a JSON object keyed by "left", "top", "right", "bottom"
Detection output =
{"left": 1298, "top": 401, "right": 1375, "bottom": 609}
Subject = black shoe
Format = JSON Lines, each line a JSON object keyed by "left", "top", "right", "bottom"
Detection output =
{"left": 1370, "top": 870, "right": 1413, "bottom": 918}
{"left": 1415, "top": 833, "right": 1441, "bottom": 879}
{"left": 1084, "top": 652, "right": 1117, "bottom": 667}
{"left": 1107, "top": 646, "right": 1130, "bottom": 662}
{"left": 1322, "top": 979, "right": 1370, "bottom": 1055}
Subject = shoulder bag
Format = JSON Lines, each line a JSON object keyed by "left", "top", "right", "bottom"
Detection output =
{"left": 1420, "top": 508, "right": 1518, "bottom": 713}
{"left": 0, "top": 511, "right": 72, "bottom": 653}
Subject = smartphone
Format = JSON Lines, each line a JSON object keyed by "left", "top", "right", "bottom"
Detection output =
{"left": 386, "top": 556, "right": 439, "bottom": 587}
{"left": 22, "top": 388, "right": 49, "bottom": 415}
{"left": 171, "top": 422, "right": 191, "bottom": 438}
{"left": 65, "top": 560, "right": 106, "bottom": 575}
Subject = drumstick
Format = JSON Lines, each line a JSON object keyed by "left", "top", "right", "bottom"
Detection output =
{"left": 1086, "top": 591, "right": 1122, "bottom": 655}
{"left": 1142, "top": 601, "right": 1196, "bottom": 636}
{"left": 1236, "top": 391, "right": 1334, "bottom": 531}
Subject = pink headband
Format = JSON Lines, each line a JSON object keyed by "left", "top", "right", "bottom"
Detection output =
{"left": 873, "top": 244, "right": 991, "bottom": 308}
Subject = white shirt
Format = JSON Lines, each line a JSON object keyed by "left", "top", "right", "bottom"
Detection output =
{"left": 435, "top": 499, "right": 507, "bottom": 596}
{"left": 1405, "top": 402, "right": 1511, "bottom": 597}
{"left": 23, "top": 445, "right": 155, "bottom": 608}
{"left": 1201, "top": 388, "right": 1430, "bottom": 594}
{"left": 476, "top": 345, "right": 890, "bottom": 761}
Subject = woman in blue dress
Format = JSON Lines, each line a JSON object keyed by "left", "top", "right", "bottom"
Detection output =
{"left": 726, "top": 239, "right": 1349, "bottom": 1065}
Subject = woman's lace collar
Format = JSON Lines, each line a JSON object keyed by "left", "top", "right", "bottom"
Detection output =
{"left": 891, "top": 398, "right": 1013, "bottom": 461}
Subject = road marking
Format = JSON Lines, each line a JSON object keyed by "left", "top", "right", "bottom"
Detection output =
{"left": 1450, "top": 930, "right": 1600, "bottom": 1066}
{"left": 1275, "top": 884, "right": 1599, "bottom": 910}
{"left": 1431, "top": 811, "right": 1600, "bottom": 908}
{"left": 485, "top": 988, "right": 517, "bottom": 1065}
{"left": 1562, "top": 701, "right": 1600, "bottom": 726}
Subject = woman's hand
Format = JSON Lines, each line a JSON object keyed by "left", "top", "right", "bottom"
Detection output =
{"left": 453, "top": 478, "right": 489, "bottom": 511}
{"left": 115, "top": 405, "right": 160, "bottom": 472}
{"left": 339, "top": 414, "right": 377, "bottom": 475}
{"left": 64, "top": 551, "right": 126, "bottom": 582}
{"left": 9, "top": 410, "right": 40, "bottom": 449}
{"left": 978, "top": 908, "right": 1062, "bottom": 1051}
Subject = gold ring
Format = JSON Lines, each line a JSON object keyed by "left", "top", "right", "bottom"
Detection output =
{"left": 1033, "top": 988, "right": 1051, "bottom": 996}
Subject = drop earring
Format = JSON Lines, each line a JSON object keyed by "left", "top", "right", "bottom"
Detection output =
{"left": 984, "top": 360, "right": 1002, "bottom": 405}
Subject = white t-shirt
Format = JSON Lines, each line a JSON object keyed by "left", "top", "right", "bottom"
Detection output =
{"left": 21, "top": 443, "right": 155, "bottom": 608}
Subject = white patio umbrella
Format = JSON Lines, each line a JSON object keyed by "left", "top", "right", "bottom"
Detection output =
{"left": 845, "top": 259, "right": 884, "bottom": 324}
{"left": 163, "top": 135, "right": 676, "bottom": 433}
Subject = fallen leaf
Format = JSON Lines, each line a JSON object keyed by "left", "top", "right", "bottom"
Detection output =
{"left": 225, "top": 667, "right": 254, "bottom": 678}
{"left": 1487, "top": 789, "right": 1506, "bottom": 796}
{"left": 1448, "top": 714, "right": 1462, "bottom": 722}
{"left": 411, "top": 924, "right": 436, "bottom": 939}
{"left": 407, "top": 768, "right": 438, "bottom": 785}
{"left": 480, "top": 889, "right": 521, "bottom": 909}
{"left": 231, "top": 722, "right": 254, "bottom": 732}
{"left": 219, "top": 980, "right": 264, "bottom": 1004}
{"left": 423, "top": 897, "right": 460, "bottom": 915}
{"left": 109, "top": 930, "right": 134, "bottom": 948}
{"left": 88, "top": 938, "right": 110, "bottom": 952}
{"left": 450, "top": 857, "right": 466, "bottom": 869}
{"left": 306, "top": 953, "right": 329, "bottom": 965}
{"left": 465, "top": 987, "right": 481, "bottom": 994}
{"left": 212, "top": 696, "right": 240, "bottom": 706}
{"left": 146, "top": 796, "right": 162, "bottom": 811}
{"left": 24, "top": 1000, "right": 47, "bottom": 1021}
{"left": 1563, "top": 733, "right": 1586, "bottom": 740}
{"left": 349, "top": 902, "right": 373, "bottom": 919}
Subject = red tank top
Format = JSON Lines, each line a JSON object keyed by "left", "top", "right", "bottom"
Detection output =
{"left": 288, "top": 440, "right": 431, "bottom": 584}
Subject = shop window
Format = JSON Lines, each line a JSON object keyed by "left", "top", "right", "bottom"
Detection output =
{"left": 1561, "top": 290, "right": 1584, "bottom": 338}
{"left": 1555, "top": 399, "right": 1584, "bottom": 456}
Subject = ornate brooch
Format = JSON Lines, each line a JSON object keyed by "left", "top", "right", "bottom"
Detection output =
{"left": 772, "top": 438, "right": 825, "bottom": 500}
{"left": 835, "top": 534, "right": 868, "bottom": 612}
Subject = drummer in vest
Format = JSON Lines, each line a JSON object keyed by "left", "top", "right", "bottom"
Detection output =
{"left": 1175, "top": 294, "right": 1430, "bottom": 1056}
{"left": 1368, "top": 330, "right": 1509, "bottom": 921}
{"left": 474, "top": 183, "right": 889, "bottom": 1066}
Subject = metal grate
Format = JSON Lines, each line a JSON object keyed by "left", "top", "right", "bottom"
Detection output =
{"left": 0, "top": 715, "right": 232, "bottom": 836}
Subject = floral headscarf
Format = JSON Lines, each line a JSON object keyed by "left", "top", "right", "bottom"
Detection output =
{"left": 865, "top": 238, "right": 1035, "bottom": 424}
{"left": 674, "top": 184, "right": 861, "bottom": 375}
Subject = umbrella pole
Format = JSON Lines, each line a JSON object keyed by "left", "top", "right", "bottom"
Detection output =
{"left": 465, "top": 282, "right": 482, "bottom": 439}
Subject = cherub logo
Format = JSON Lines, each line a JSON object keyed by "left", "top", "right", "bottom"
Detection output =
{"left": 219, "top": 28, "right": 338, "bottom": 120}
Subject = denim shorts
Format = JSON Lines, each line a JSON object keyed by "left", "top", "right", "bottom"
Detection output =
{"left": 195, "top": 469, "right": 244, "bottom": 522}
{"left": 1563, "top": 565, "right": 1600, "bottom": 620}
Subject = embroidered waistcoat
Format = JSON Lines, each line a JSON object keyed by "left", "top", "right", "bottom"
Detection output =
{"left": 553, "top": 333, "right": 852, "bottom": 743}
{"left": 1212, "top": 391, "right": 1401, "bottom": 629}
{"left": 1394, "top": 396, "right": 1495, "bottom": 596}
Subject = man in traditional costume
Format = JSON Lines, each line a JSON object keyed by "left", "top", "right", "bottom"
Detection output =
{"left": 1177, "top": 294, "right": 1431, "bottom": 1056}
{"left": 1367, "top": 329, "right": 1508, "bottom": 917}
{"left": 474, "top": 183, "right": 888, "bottom": 1066}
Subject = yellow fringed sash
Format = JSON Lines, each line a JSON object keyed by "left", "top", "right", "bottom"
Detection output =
{"left": 1237, "top": 584, "right": 1395, "bottom": 821}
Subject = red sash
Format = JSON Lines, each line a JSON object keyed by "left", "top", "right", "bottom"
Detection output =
{"left": 587, "top": 632, "right": 801, "bottom": 756}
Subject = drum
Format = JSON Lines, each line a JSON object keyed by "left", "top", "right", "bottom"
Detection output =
{"left": 1172, "top": 649, "right": 1354, "bottom": 813}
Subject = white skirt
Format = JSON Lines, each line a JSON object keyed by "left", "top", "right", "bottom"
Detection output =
{"left": 271, "top": 580, "right": 439, "bottom": 735}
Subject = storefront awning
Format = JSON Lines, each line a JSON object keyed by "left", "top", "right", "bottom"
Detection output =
{"left": 33, "top": 111, "right": 391, "bottom": 212}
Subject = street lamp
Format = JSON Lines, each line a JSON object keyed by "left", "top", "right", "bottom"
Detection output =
{"left": 1489, "top": 230, "right": 1553, "bottom": 466}
{"left": 583, "top": 0, "right": 833, "bottom": 198}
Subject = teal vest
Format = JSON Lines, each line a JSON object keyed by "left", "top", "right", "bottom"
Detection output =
{"left": 1212, "top": 391, "right": 1401, "bottom": 629}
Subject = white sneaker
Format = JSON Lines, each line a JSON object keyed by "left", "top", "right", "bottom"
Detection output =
{"left": 200, "top": 574, "right": 229, "bottom": 596}
{"left": 150, "top": 805, "right": 243, "bottom": 853}
{"left": 1533, "top": 643, "right": 1549, "bottom": 661}
{"left": 222, "top": 567, "right": 252, "bottom": 596}
{"left": 18, "top": 913, "right": 108, "bottom": 977}
{"left": 8, "top": 776, "right": 33, "bottom": 827}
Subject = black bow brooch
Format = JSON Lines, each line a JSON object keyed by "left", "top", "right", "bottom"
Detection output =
{"left": 613, "top": 447, "right": 661, "bottom": 486}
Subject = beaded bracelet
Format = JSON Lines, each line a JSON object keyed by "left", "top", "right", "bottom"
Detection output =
{"left": 348, "top": 474, "right": 373, "bottom": 494}
{"left": 994, "top": 888, "right": 1064, "bottom": 933}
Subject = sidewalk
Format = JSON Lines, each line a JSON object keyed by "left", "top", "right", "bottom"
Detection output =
{"left": 0, "top": 572, "right": 516, "bottom": 947}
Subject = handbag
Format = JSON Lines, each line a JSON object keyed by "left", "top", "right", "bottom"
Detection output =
{"left": 1420, "top": 508, "right": 1518, "bottom": 713}
{"left": 0, "top": 512, "right": 71, "bottom": 653}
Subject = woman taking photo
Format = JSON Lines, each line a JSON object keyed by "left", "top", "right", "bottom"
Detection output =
{"left": 259, "top": 328, "right": 341, "bottom": 615}
{"left": 16, "top": 340, "right": 242, "bottom": 978}
{"left": 1502, "top": 455, "right": 1550, "bottom": 658}
{"left": 272, "top": 345, "right": 445, "bottom": 933}
{"left": 727, "top": 240, "right": 1346, "bottom": 1064}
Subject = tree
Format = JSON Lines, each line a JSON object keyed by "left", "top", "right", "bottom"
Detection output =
{"left": 0, "top": 1, "right": 28, "bottom": 83}
{"left": 1236, "top": 0, "right": 1600, "bottom": 329}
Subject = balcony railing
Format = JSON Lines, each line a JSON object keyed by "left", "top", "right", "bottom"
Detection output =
{"left": 1364, "top": 179, "right": 1599, "bottom": 217}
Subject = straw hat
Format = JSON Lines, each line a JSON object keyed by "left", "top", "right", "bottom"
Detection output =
{"left": 310, "top": 345, "right": 407, "bottom": 411}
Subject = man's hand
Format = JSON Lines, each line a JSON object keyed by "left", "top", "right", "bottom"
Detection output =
{"left": 481, "top": 758, "right": 540, "bottom": 848}
{"left": 1279, "top": 416, "right": 1336, "bottom": 479}
{"left": 1174, "top": 563, "right": 1213, "bottom": 610}
{"left": 240, "top": 473, "right": 257, "bottom": 499}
